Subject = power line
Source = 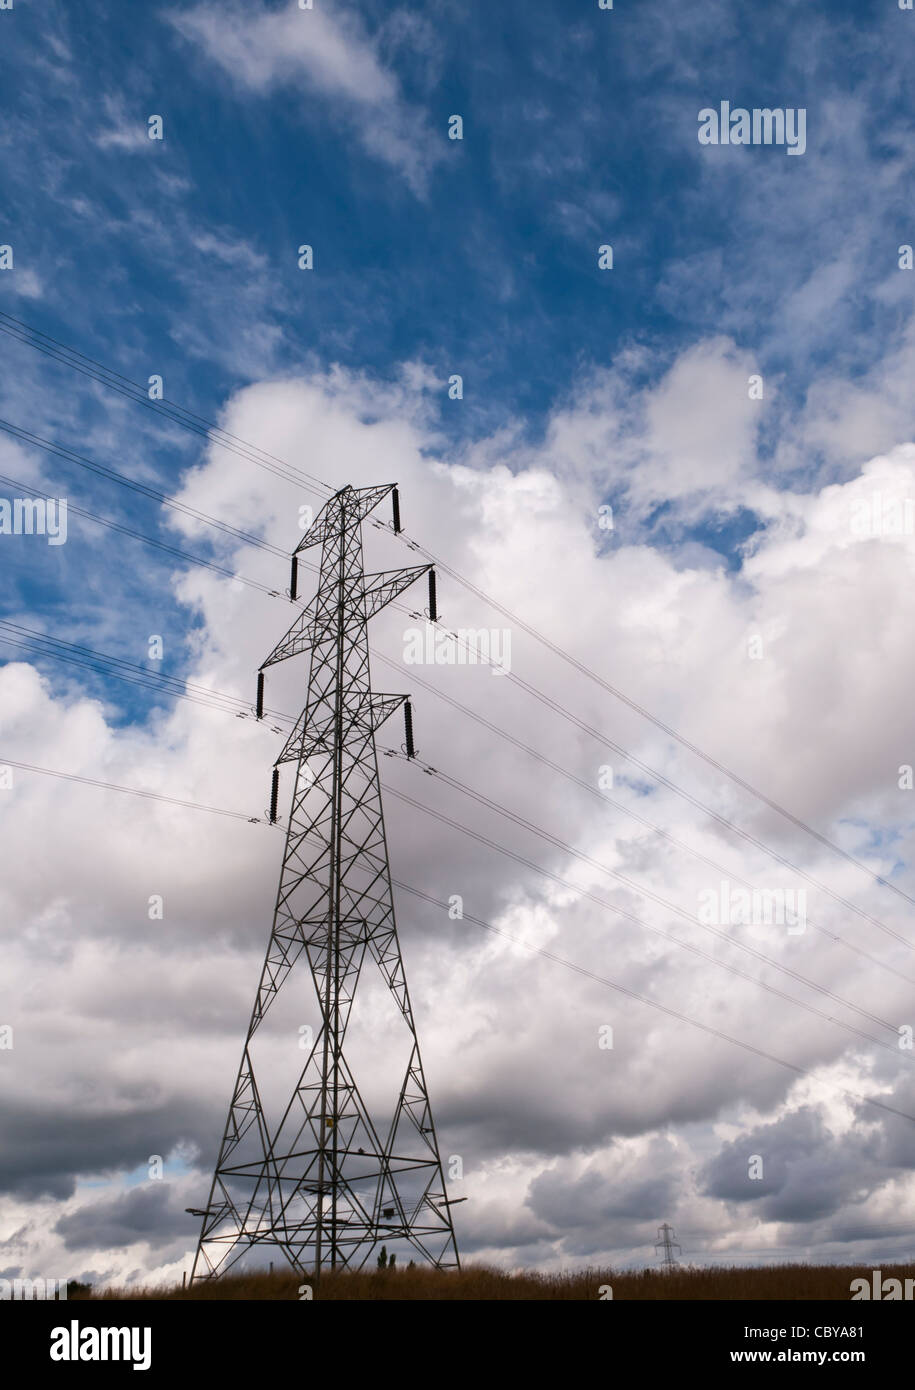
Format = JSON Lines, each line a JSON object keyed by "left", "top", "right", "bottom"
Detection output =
{"left": 0, "top": 311, "right": 334, "bottom": 501}
{"left": 0, "top": 470, "right": 290, "bottom": 601}
{"left": 6, "top": 614, "right": 913, "bottom": 1028}
{"left": 3, "top": 536, "right": 906, "bottom": 1056}
{"left": 0, "top": 621, "right": 294, "bottom": 726}
{"left": 380, "top": 778, "right": 908, "bottom": 1060}
{"left": 0, "top": 417, "right": 291, "bottom": 559}
{"left": 372, "top": 650, "right": 915, "bottom": 990}
{"left": 5, "top": 752, "right": 915, "bottom": 1130}
{"left": 3, "top": 308, "right": 908, "bottom": 917}
{"left": 0, "top": 755, "right": 264, "bottom": 822}
{"left": 5, "top": 319, "right": 913, "bottom": 961}
{"left": 1, "top": 431, "right": 907, "bottom": 969}
{"left": 430, "top": 622, "right": 915, "bottom": 949}
{"left": 1, "top": 732, "right": 902, "bottom": 1069}
{"left": 401, "top": 546, "right": 915, "bottom": 914}
{"left": 2, "top": 406, "right": 901, "bottom": 949}
{"left": 0, "top": 632, "right": 259, "bottom": 720}
{"left": 388, "top": 883, "right": 915, "bottom": 1128}
{"left": 390, "top": 751, "right": 905, "bottom": 1036}
{"left": 7, "top": 613, "right": 903, "bottom": 1049}
{"left": 12, "top": 509, "right": 905, "bottom": 993}
{"left": 4, "top": 319, "right": 909, "bottom": 931}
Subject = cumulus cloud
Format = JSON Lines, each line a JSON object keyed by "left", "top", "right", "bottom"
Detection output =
{"left": 55, "top": 1183, "right": 194, "bottom": 1252}
{"left": 3, "top": 341, "right": 915, "bottom": 1283}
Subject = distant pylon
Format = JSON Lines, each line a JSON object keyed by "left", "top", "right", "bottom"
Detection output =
{"left": 189, "top": 483, "right": 460, "bottom": 1280}
{"left": 655, "top": 1223, "right": 681, "bottom": 1270}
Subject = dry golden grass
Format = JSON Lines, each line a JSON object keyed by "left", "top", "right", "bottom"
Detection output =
{"left": 75, "top": 1261, "right": 915, "bottom": 1301}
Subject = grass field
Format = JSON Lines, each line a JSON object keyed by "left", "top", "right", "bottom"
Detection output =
{"left": 74, "top": 1262, "right": 914, "bottom": 1301}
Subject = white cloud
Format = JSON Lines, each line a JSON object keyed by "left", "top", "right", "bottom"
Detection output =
{"left": 4, "top": 343, "right": 915, "bottom": 1283}
{"left": 0, "top": 268, "right": 43, "bottom": 301}
{"left": 167, "top": 1, "right": 442, "bottom": 194}
{"left": 94, "top": 95, "right": 156, "bottom": 154}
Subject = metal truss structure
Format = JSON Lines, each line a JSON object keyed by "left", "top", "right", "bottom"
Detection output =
{"left": 190, "top": 483, "right": 460, "bottom": 1281}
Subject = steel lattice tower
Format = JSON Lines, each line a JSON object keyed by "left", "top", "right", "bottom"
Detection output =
{"left": 190, "top": 483, "right": 460, "bottom": 1280}
{"left": 655, "top": 1223, "right": 681, "bottom": 1270}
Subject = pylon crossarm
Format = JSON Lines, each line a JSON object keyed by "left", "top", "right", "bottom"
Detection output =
{"left": 276, "top": 692, "right": 408, "bottom": 767}
{"left": 362, "top": 564, "right": 431, "bottom": 619}
{"left": 369, "top": 692, "right": 410, "bottom": 731}
{"left": 293, "top": 484, "right": 396, "bottom": 555}
{"left": 260, "top": 600, "right": 318, "bottom": 670}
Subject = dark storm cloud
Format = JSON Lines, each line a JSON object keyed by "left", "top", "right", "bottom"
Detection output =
{"left": 54, "top": 1183, "right": 190, "bottom": 1251}
{"left": 698, "top": 1106, "right": 897, "bottom": 1224}
{"left": 529, "top": 1164, "right": 673, "bottom": 1229}
{"left": 0, "top": 1096, "right": 217, "bottom": 1201}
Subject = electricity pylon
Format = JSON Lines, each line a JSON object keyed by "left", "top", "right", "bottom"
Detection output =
{"left": 189, "top": 483, "right": 460, "bottom": 1280}
{"left": 655, "top": 1223, "right": 681, "bottom": 1270}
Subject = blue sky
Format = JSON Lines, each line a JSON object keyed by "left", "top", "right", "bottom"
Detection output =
{"left": 4, "top": 0, "right": 915, "bottom": 1284}
{"left": 0, "top": 0, "right": 910, "bottom": 723}
{"left": 0, "top": 0, "right": 911, "bottom": 702}
{"left": 2, "top": 0, "right": 911, "bottom": 459}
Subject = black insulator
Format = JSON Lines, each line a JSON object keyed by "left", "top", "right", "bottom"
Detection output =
{"left": 392, "top": 486, "right": 402, "bottom": 534}
{"left": 428, "top": 568, "right": 438, "bottom": 623}
{"left": 290, "top": 554, "right": 298, "bottom": 602}
{"left": 269, "top": 767, "right": 280, "bottom": 824}
{"left": 256, "top": 671, "right": 265, "bottom": 721}
{"left": 404, "top": 700, "right": 416, "bottom": 760}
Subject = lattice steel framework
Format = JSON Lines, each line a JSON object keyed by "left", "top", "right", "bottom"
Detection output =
{"left": 190, "top": 483, "right": 460, "bottom": 1280}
